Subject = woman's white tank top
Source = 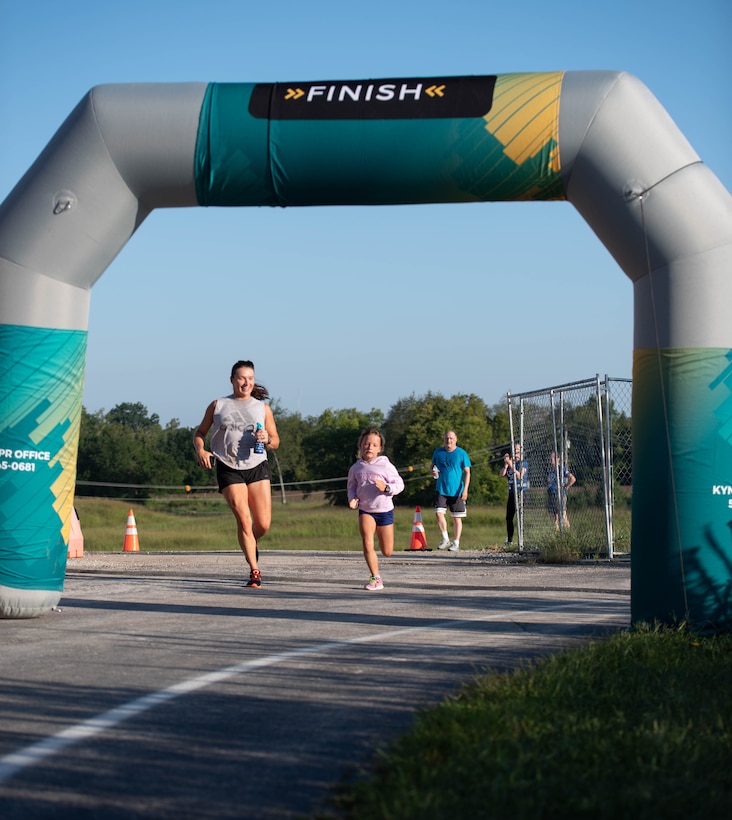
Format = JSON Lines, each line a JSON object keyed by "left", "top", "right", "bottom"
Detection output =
{"left": 210, "top": 396, "right": 267, "bottom": 470}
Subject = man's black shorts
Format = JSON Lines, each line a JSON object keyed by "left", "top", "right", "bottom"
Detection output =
{"left": 434, "top": 494, "right": 467, "bottom": 518}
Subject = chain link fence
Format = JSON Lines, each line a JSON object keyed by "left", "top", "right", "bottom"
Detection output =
{"left": 507, "top": 375, "right": 632, "bottom": 558}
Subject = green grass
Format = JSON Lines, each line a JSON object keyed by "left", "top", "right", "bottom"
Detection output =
{"left": 322, "top": 625, "right": 732, "bottom": 819}
{"left": 74, "top": 495, "right": 509, "bottom": 552}
{"left": 74, "top": 495, "right": 627, "bottom": 555}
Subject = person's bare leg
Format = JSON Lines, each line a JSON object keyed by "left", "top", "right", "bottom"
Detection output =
{"left": 359, "top": 514, "right": 379, "bottom": 576}
{"left": 249, "top": 479, "right": 272, "bottom": 541}
{"left": 376, "top": 524, "right": 394, "bottom": 558}
{"left": 435, "top": 511, "right": 449, "bottom": 547}
{"left": 222, "top": 484, "right": 259, "bottom": 572}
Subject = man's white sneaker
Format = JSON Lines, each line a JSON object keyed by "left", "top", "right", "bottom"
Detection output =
{"left": 438, "top": 540, "right": 450, "bottom": 550}
{"left": 448, "top": 542, "right": 459, "bottom": 552}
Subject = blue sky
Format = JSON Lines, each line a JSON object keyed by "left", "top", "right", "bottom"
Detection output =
{"left": 1, "top": 0, "right": 730, "bottom": 427}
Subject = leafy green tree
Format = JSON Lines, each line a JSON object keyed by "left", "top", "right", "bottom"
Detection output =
{"left": 383, "top": 393, "right": 504, "bottom": 506}
{"left": 77, "top": 403, "right": 175, "bottom": 496}
{"left": 487, "top": 402, "right": 511, "bottom": 445}
{"left": 161, "top": 418, "right": 212, "bottom": 488}
{"left": 76, "top": 393, "right": 518, "bottom": 505}
{"left": 76, "top": 408, "right": 106, "bottom": 490}
{"left": 106, "top": 401, "right": 160, "bottom": 431}
{"left": 555, "top": 396, "right": 600, "bottom": 486}
{"left": 610, "top": 408, "right": 632, "bottom": 486}
{"left": 268, "top": 405, "right": 310, "bottom": 486}
{"left": 303, "top": 407, "right": 384, "bottom": 505}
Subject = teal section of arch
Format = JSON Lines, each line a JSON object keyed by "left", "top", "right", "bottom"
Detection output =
{"left": 266, "top": 115, "right": 558, "bottom": 205}
{"left": 631, "top": 347, "right": 732, "bottom": 631}
{"left": 194, "top": 77, "right": 563, "bottom": 208}
{"left": 194, "top": 83, "right": 275, "bottom": 207}
{"left": 0, "top": 325, "right": 86, "bottom": 591}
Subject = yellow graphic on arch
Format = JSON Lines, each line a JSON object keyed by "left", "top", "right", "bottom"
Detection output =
{"left": 484, "top": 72, "right": 563, "bottom": 173}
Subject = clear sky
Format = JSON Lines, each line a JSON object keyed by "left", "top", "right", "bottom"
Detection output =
{"left": 1, "top": 0, "right": 730, "bottom": 427}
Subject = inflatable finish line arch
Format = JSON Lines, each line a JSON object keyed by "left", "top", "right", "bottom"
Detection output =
{"left": 1, "top": 71, "right": 731, "bottom": 625}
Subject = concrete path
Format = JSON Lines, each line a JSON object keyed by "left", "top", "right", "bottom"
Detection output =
{"left": 0, "top": 550, "right": 630, "bottom": 819}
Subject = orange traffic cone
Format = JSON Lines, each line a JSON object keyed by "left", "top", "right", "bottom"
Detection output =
{"left": 67, "top": 507, "right": 84, "bottom": 558}
{"left": 123, "top": 509, "right": 140, "bottom": 552}
{"left": 407, "top": 506, "right": 430, "bottom": 551}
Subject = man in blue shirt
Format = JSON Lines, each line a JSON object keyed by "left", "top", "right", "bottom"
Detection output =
{"left": 431, "top": 430, "right": 471, "bottom": 551}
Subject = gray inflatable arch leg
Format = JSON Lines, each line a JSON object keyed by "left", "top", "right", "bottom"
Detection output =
{"left": 1, "top": 71, "right": 731, "bottom": 627}
{"left": 0, "top": 84, "right": 206, "bottom": 617}
{"left": 559, "top": 73, "right": 732, "bottom": 629}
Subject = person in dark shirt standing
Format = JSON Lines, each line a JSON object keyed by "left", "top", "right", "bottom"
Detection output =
{"left": 500, "top": 443, "right": 528, "bottom": 546}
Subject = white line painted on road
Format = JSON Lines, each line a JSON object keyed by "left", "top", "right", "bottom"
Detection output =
{"left": 0, "top": 600, "right": 625, "bottom": 783}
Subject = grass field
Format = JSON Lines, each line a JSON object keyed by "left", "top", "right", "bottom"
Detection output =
{"left": 74, "top": 494, "right": 509, "bottom": 553}
{"left": 75, "top": 493, "right": 628, "bottom": 561}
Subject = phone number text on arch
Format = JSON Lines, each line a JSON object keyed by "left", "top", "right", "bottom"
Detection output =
{"left": 0, "top": 460, "right": 40, "bottom": 472}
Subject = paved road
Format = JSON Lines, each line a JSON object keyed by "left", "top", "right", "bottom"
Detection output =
{"left": 0, "top": 550, "right": 630, "bottom": 819}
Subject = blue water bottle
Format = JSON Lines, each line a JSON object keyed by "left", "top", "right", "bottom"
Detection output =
{"left": 254, "top": 422, "right": 265, "bottom": 454}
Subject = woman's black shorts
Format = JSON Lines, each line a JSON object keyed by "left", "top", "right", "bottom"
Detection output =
{"left": 215, "top": 459, "right": 271, "bottom": 492}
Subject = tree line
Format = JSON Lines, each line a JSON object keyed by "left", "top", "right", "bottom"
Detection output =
{"left": 76, "top": 393, "right": 512, "bottom": 506}
{"left": 76, "top": 392, "right": 632, "bottom": 507}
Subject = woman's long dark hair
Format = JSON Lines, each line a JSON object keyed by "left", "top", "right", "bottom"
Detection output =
{"left": 230, "top": 360, "right": 269, "bottom": 401}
